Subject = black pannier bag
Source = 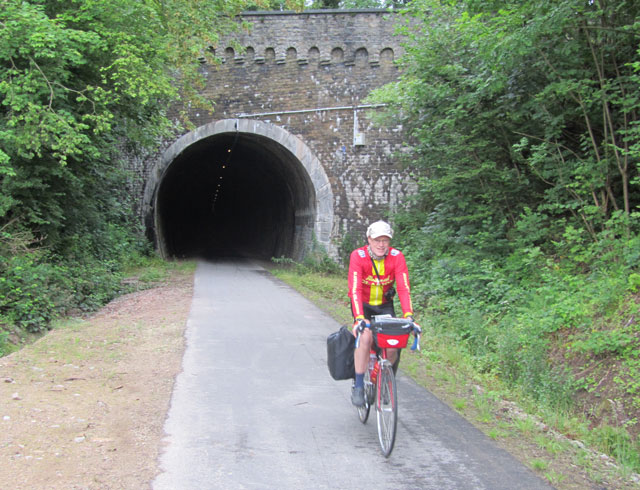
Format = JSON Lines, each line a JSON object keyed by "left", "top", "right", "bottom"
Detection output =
{"left": 326, "top": 326, "right": 355, "bottom": 380}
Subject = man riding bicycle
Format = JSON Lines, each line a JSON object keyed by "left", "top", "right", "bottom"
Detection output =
{"left": 348, "top": 220, "right": 417, "bottom": 407}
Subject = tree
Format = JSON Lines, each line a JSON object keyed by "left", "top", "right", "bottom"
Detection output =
{"left": 246, "top": 0, "right": 305, "bottom": 11}
{"left": 0, "top": 0, "right": 268, "bottom": 249}
{"left": 308, "top": 0, "right": 341, "bottom": 8}
{"left": 308, "top": 0, "right": 408, "bottom": 8}
{"left": 0, "top": 0, "right": 309, "bottom": 332}
{"left": 371, "top": 0, "right": 640, "bottom": 252}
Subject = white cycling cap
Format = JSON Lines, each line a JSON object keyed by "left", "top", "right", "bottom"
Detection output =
{"left": 367, "top": 220, "right": 393, "bottom": 239}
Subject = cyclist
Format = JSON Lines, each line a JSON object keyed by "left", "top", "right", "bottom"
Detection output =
{"left": 348, "top": 220, "right": 417, "bottom": 407}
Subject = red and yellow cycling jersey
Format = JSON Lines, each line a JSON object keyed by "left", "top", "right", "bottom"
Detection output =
{"left": 348, "top": 245, "right": 413, "bottom": 320}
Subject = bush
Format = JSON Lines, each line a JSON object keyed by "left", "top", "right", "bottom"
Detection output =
{"left": 0, "top": 328, "right": 9, "bottom": 356}
{"left": 0, "top": 221, "right": 149, "bottom": 340}
{"left": 274, "top": 234, "right": 345, "bottom": 275}
{"left": 0, "top": 253, "right": 65, "bottom": 333}
{"left": 399, "top": 212, "right": 640, "bottom": 413}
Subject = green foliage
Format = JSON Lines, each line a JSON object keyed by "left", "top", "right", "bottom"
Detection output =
{"left": 0, "top": 253, "right": 58, "bottom": 332}
{"left": 298, "top": 234, "right": 345, "bottom": 274}
{"left": 373, "top": 0, "right": 640, "bottom": 239}
{"left": 0, "top": 0, "right": 253, "bottom": 237}
{"left": 0, "top": 218, "right": 153, "bottom": 336}
{"left": 245, "top": 0, "right": 305, "bottom": 11}
{"left": 307, "top": 0, "right": 340, "bottom": 8}
{"left": 0, "top": 329, "right": 8, "bottom": 357}
{"left": 337, "top": 229, "right": 360, "bottom": 267}
{"left": 571, "top": 330, "right": 635, "bottom": 357}
{"left": 397, "top": 212, "right": 640, "bottom": 407}
{"left": 271, "top": 244, "right": 344, "bottom": 276}
{"left": 0, "top": 0, "right": 258, "bottom": 342}
{"left": 303, "top": 0, "right": 408, "bottom": 8}
{"left": 586, "top": 424, "right": 640, "bottom": 471}
{"left": 628, "top": 273, "right": 640, "bottom": 292}
{"left": 302, "top": 251, "right": 343, "bottom": 275}
{"left": 366, "top": 0, "right": 640, "bottom": 469}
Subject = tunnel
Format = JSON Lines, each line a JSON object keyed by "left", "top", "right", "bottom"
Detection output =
{"left": 146, "top": 120, "right": 333, "bottom": 262}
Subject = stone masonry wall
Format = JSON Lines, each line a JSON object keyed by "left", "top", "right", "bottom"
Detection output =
{"left": 153, "top": 10, "right": 416, "bottom": 249}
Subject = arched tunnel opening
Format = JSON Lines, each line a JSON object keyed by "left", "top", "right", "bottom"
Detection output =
{"left": 154, "top": 130, "right": 317, "bottom": 261}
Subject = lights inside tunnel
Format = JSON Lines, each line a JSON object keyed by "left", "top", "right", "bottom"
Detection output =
{"left": 211, "top": 148, "right": 234, "bottom": 213}
{"left": 153, "top": 123, "right": 322, "bottom": 261}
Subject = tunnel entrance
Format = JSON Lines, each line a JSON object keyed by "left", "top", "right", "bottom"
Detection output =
{"left": 145, "top": 119, "right": 333, "bottom": 261}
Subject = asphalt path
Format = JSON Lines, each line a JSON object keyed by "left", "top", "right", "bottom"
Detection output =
{"left": 152, "top": 259, "right": 553, "bottom": 490}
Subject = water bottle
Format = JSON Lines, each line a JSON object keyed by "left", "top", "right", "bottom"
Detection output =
{"left": 369, "top": 352, "right": 378, "bottom": 382}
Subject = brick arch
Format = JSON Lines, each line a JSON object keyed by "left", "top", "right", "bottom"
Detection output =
{"left": 144, "top": 119, "right": 334, "bottom": 260}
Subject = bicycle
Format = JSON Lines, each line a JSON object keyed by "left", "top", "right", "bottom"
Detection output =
{"left": 353, "top": 315, "right": 421, "bottom": 457}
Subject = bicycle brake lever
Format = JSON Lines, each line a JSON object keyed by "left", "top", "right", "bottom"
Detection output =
{"left": 354, "top": 321, "right": 369, "bottom": 349}
{"left": 411, "top": 330, "right": 421, "bottom": 351}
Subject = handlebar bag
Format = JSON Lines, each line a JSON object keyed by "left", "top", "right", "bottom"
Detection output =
{"left": 372, "top": 321, "right": 412, "bottom": 349}
{"left": 326, "top": 326, "right": 355, "bottom": 380}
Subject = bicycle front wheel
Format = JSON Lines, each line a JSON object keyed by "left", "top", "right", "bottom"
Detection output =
{"left": 376, "top": 361, "right": 398, "bottom": 457}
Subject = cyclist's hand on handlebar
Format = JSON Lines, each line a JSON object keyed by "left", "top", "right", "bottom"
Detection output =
{"left": 406, "top": 315, "right": 422, "bottom": 335}
{"left": 352, "top": 318, "right": 368, "bottom": 336}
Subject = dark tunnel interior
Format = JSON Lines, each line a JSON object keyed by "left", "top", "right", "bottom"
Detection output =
{"left": 156, "top": 132, "right": 316, "bottom": 260}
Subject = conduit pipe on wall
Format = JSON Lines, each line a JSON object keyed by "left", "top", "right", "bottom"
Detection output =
{"left": 236, "top": 103, "right": 386, "bottom": 118}
{"left": 236, "top": 103, "right": 386, "bottom": 147}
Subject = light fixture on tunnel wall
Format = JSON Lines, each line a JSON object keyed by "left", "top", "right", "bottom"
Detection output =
{"left": 211, "top": 166, "right": 226, "bottom": 213}
{"left": 211, "top": 131, "right": 239, "bottom": 214}
{"left": 353, "top": 108, "right": 366, "bottom": 146}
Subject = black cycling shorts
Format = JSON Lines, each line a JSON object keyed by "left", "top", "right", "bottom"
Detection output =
{"left": 354, "top": 301, "right": 395, "bottom": 320}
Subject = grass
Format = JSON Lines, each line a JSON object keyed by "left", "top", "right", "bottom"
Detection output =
{"left": 269, "top": 267, "right": 353, "bottom": 325}
{"left": 124, "top": 254, "right": 195, "bottom": 287}
{"left": 531, "top": 459, "right": 548, "bottom": 471}
{"left": 268, "top": 262, "right": 640, "bottom": 489}
{"left": 452, "top": 398, "right": 466, "bottom": 411}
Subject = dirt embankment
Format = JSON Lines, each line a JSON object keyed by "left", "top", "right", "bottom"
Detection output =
{"left": 0, "top": 269, "right": 193, "bottom": 489}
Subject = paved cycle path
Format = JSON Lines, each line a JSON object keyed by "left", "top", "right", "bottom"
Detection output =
{"left": 153, "top": 259, "right": 553, "bottom": 490}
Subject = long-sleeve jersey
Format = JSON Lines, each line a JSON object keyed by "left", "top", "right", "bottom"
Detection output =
{"left": 348, "top": 245, "right": 413, "bottom": 320}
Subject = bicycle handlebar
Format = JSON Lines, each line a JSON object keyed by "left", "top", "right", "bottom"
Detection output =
{"left": 354, "top": 319, "right": 421, "bottom": 351}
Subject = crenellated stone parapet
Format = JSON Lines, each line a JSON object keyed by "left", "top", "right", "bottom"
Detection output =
{"left": 216, "top": 45, "right": 396, "bottom": 69}
{"left": 210, "top": 9, "right": 402, "bottom": 69}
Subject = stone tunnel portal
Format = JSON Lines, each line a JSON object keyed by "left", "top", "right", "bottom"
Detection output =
{"left": 150, "top": 120, "right": 332, "bottom": 262}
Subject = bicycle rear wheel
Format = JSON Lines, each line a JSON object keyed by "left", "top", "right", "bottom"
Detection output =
{"left": 357, "top": 368, "right": 372, "bottom": 423}
{"left": 376, "top": 361, "right": 397, "bottom": 457}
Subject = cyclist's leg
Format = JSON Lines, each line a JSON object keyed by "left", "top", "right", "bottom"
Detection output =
{"left": 354, "top": 328, "right": 373, "bottom": 372}
{"left": 365, "top": 302, "right": 401, "bottom": 373}
{"left": 352, "top": 331, "right": 372, "bottom": 406}
{"left": 392, "top": 349, "right": 401, "bottom": 375}
{"left": 352, "top": 302, "right": 373, "bottom": 406}
{"left": 386, "top": 348, "right": 398, "bottom": 365}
